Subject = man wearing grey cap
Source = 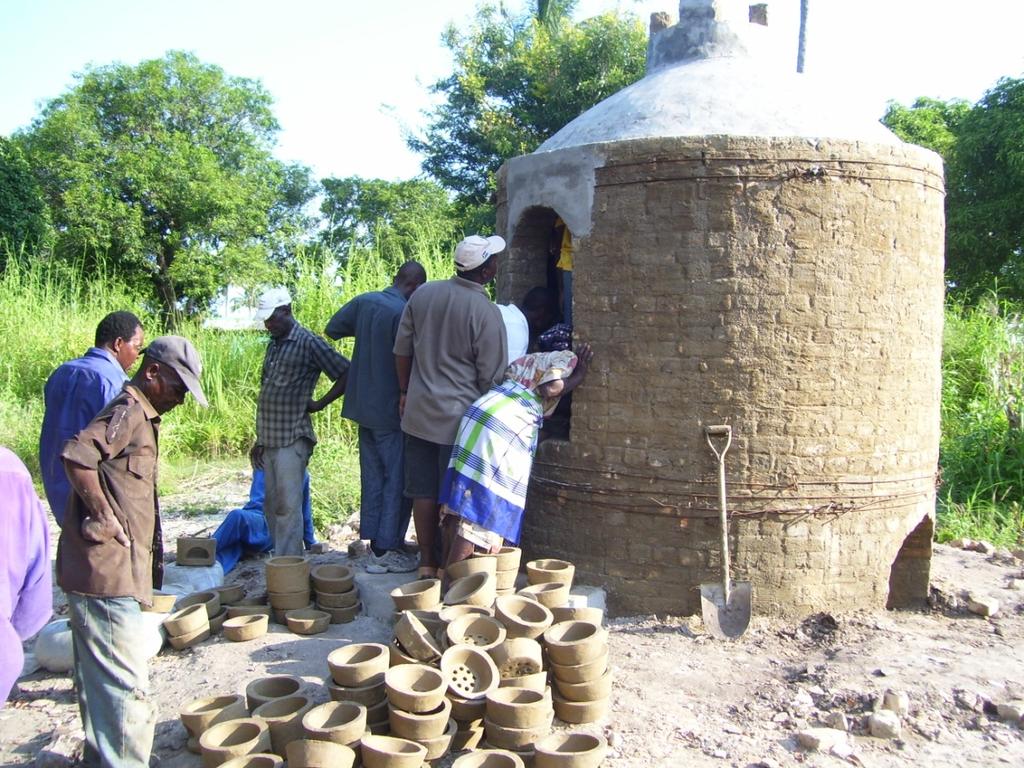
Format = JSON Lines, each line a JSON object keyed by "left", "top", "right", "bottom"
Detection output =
{"left": 252, "top": 286, "right": 350, "bottom": 557}
{"left": 57, "top": 335, "right": 206, "bottom": 768}
{"left": 394, "top": 235, "right": 508, "bottom": 578}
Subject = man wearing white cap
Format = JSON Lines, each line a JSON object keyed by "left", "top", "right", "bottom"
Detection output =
{"left": 252, "top": 287, "right": 350, "bottom": 557}
{"left": 58, "top": 335, "right": 206, "bottom": 767}
{"left": 394, "top": 234, "right": 508, "bottom": 578}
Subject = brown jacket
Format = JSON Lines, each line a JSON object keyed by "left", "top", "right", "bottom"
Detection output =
{"left": 57, "top": 385, "right": 163, "bottom": 606}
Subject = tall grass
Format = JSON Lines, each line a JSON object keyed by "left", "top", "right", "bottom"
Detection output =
{"left": 939, "top": 294, "right": 1024, "bottom": 545}
{"left": 0, "top": 244, "right": 452, "bottom": 527}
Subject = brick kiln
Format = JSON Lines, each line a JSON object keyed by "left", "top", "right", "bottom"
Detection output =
{"left": 495, "top": 0, "right": 945, "bottom": 617}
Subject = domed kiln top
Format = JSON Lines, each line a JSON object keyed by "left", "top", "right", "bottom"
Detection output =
{"left": 538, "top": 0, "right": 898, "bottom": 152}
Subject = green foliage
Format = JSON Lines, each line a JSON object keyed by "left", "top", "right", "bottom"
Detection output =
{"left": 0, "top": 137, "right": 51, "bottom": 260}
{"left": 16, "top": 51, "right": 312, "bottom": 323}
{"left": 319, "top": 176, "right": 458, "bottom": 262}
{"left": 939, "top": 295, "right": 1024, "bottom": 545}
{"left": 882, "top": 96, "right": 969, "bottom": 158}
{"left": 409, "top": 2, "right": 647, "bottom": 212}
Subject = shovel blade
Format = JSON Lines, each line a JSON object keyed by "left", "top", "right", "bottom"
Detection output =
{"left": 700, "top": 580, "right": 753, "bottom": 639}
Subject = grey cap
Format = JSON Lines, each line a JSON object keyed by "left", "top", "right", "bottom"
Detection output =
{"left": 142, "top": 335, "right": 208, "bottom": 407}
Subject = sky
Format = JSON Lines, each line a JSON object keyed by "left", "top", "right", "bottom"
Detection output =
{"left": 2, "top": 0, "right": 1023, "bottom": 182}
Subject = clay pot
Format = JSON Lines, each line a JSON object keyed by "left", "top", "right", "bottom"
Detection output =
{"left": 325, "top": 677, "right": 387, "bottom": 706}
{"left": 493, "top": 547, "right": 522, "bottom": 572}
{"left": 245, "top": 675, "right": 303, "bottom": 711}
{"left": 443, "top": 573, "right": 497, "bottom": 608}
{"left": 268, "top": 589, "right": 312, "bottom": 611}
{"left": 310, "top": 564, "right": 354, "bottom": 594}
{"left": 499, "top": 671, "right": 549, "bottom": 693}
{"left": 417, "top": 717, "right": 457, "bottom": 760}
{"left": 360, "top": 735, "right": 427, "bottom": 768}
{"left": 181, "top": 694, "right": 248, "bottom": 753}
{"left": 144, "top": 590, "right": 177, "bottom": 613}
{"left": 447, "top": 555, "right": 497, "bottom": 581}
{"left": 384, "top": 663, "right": 447, "bottom": 713}
{"left": 525, "top": 559, "right": 574, "bottom": 588}
{"left": 265, "top": 556, "right": 310, "bottom": 593}
{"left": 218, "top": 754, "right": 282, "bottom": 768}
{"left": 441, "top": 645, "right": 500, "bottom": 700}
{"left": 178, "top": 590, "right": 221, "bottom": 619}
{"left": 365, "top": 696, "right": 389, "bottom": 728}
{"left": 486, "top": 687, "right": 554, "bottom": 729}
{"left": 285, "top": 608, "right": 330, "bottom": 635}
{"left": 483, "top": 712, "right": 554, "bottom": 750}
{"left": 164, "top": 604, "right": 210, "bottom": 637}
{"left": 451, "top": 724, "right": 487, "bottom": 753}
{"left": 389, "top": 638, "right": 419, "bottom": 666}
{"left": 516, "top": 582, "right": 569, "bottom": 610}
{"left": 390, "top": 578, "right": 442, "bottom": 611}
{"left": 542, "top": 622, "right": 608, "bottom": 667}
{"left": 168, "top": 624, "right": 211, "bottom": 650}
{"left": 394, "top": 612, "right": 442, "bottom": 662}
{"left": 315, "top": 587, "right": 359, "bottom": 608}
{"left": 533, "top": 732, "right": 607, "bottom": 768}
{"left": 325, "top": 602, "right": 362, "bottom": 624}
{"left": 488, "top": 638, "right": 544, "bottom": 679}
{"left": 449, "top": 693, "right": 487, "bottom": 722}
{"left": 223, "top": 614, "right": 268, "bottom": 643}
{"left": 550, "top": 606, "right": 603, "bottom": 626}
{"left": 494, "top": 569, "right": 519, "bottom": 591}
{"left": 553, "top": 668, "right": 613, "bottom": 702}
{"left": 178, "top": 536, "right": 217, "bottom": 566}
{"left": 302, "top": 701, "right": 367, "bottom": 745}
{"left": 439, "top": 604, "right": 493, "bottom": 623}
{"left": 285, "top": 738, "right": 356, "bottom": 768}
{"left": 394, "top": 608, "right": 444, "bottom": 637}
{"left": 388, "top": 696, "right": 452, "bottom": 740}
{"left": 548, "top": 647, "right": 608, "bottom": 684}
{"left": 446, "top": 615, "right": 507, "bottom": 652}
{"left": 252, "top": 694, "right": 314, "bottom": 755}
{"left": 551, "top": 691, "right": 609, "bottom": 725}
{"left": 226, "top": 605, "right": 272, "bottom": 620}
{"left": 216, "top": 585, "right": 246, "bottom": 605}
{"left": 328, "top": 643, "right": 389, "bottom": 687}
{"left": 452, "top": 749, "right": 525, "bottom": 768}
{"left": 493, "top": 596, "right": 553, "bottom": 640}
{"left": 198, "top": 717, "right": 271, "bottom": 768}
{"left": 207, "top": 608, "right": 228, "bottom": 634}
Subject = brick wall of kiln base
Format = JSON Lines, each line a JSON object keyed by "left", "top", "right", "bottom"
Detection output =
{"left": 505, "top": 138, "right": 945, "bottom": 617}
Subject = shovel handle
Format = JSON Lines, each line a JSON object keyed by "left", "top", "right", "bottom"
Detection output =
{"left": 705, "top": 425, "right": 732, "bottom": 600}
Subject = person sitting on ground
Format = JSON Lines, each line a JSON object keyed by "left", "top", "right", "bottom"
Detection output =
{"left": 438, "top": 345, "right": 594, "bottom": 576}
{"left": 213, "top": 467, "right": 318, "bottom": 574}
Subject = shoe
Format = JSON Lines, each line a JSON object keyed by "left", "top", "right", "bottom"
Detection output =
{"left": 366, "top": 550, "right": 417, "bottom": 574}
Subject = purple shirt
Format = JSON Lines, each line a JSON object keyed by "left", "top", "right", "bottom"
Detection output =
{"left": 0, "top": 447, "right": 52, "bottom": 706}
{"left": 39, "top": 347, "right": 127, "bottom": 524}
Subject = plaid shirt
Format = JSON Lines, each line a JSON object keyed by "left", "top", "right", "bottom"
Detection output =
{"left": 257, "top": 322, "right": 349, "bottom": 448}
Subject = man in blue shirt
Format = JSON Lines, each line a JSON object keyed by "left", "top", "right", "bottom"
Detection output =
{"left": 39, "top": 311, "right": 144, "bottom": 526}
{"left": 326, "top": 261, "right": 426, "bottom": 573}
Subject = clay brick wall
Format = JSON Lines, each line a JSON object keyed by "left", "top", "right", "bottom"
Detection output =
{"left": 498, "top": 137, "right": 945, "bottom": 617}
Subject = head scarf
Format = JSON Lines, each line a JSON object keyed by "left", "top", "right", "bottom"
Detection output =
{"left": 505, "top": 351, "right": 578, "bottom": 415}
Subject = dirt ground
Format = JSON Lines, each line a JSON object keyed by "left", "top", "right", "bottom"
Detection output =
{"left": 3, "top": 476, "right": 1023, "bottom": 767}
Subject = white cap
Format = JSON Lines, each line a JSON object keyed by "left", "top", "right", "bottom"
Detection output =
{"left": 254, "top": 286, "right": 292, "bottom": 322}
{"left": 454, "top": 234, "right": 506, "bottom": 271}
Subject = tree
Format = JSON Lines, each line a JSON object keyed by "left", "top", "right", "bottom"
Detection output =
{"left": 408, "top": 2, "right": 647, "bottom": 216}
{"left": 882, "top": 96, "right": 969, "bottom": 159}
{"left": 0, "top": 137, "right": 50, "bottom": 261}
{"left": 319, "top": 176, "right": 457, "bottom": 262}
{"left": 17, "top": 51, "right": 311, "bottom": 322}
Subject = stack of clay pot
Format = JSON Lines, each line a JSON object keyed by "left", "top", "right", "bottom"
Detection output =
{"left": 389, "top": 578, "right": 443, "bottom": 662}
{"left": 266, "top": 556, "right": 312, "bottom": 624}
{"left": 180, "top": 693, "right": 248, "bottom": 754}
{"left": 311, "top": 563, "right": 362, "bottom": 623}
{"left": 326, "top": 642, "right": 390, "bottom": 735}
{"left": 300, "top": 700, "right": 368, "bottom": 758}
{"left": 544, "top": 619, "right": 611, "bottom": 725}
{"left": 164, "top": 591, "right": 216, "bottom": 650}
{"left": 384, "top": 662, "right": 455, "bottom": 762}
{"left": 492, "top": 548, "right": 522, "bottom": 597}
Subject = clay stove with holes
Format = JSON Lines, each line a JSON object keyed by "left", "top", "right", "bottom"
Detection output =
{"left": 494, "top": 0, "right": 945, "bottom": 617}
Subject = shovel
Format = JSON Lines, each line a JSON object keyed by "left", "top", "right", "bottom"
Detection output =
{"left": 700, "top": 424, "right": 752, "bottom": 639}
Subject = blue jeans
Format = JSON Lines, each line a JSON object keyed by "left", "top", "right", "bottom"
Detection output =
{"left": 68, "top": 594, "right": 155, "bottom": 768}
{"left": 359, "top": 426, "right": 411, "bottom": 551}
